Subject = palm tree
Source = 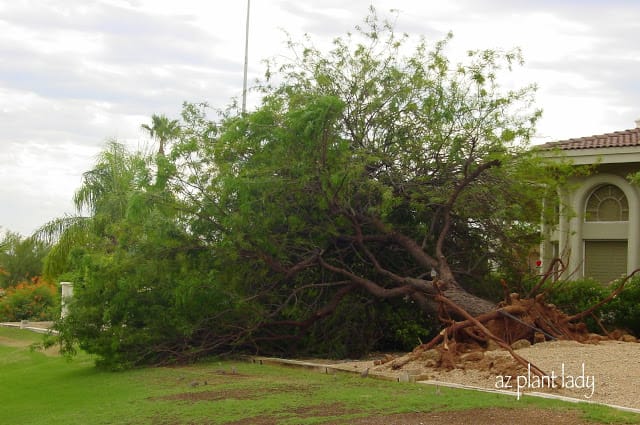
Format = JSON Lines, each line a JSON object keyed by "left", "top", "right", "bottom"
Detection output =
{"left": 141, "top": 114, "right": 180, "bottom": 156}
{"left": 35, "top": 142, "right": 151, "bottom": 277}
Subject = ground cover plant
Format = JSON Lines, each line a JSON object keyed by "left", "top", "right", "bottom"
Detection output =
{"left": 1, "top": 328, "right": 639, "bottom": 425}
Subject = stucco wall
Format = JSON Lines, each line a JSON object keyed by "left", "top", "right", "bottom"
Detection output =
{"left": 543, "top": 171, "right": 640, "bottom": 281}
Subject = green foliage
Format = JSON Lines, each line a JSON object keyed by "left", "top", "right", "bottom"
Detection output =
{"left": 175, "top": 9, "right": 570, "bottom": 358}
{"left": 42, "top": 140, "right": 254, "bottom": 369}
{"left": 0, "top": 232, "right": 55, "bottom": 321}
{"left": 288, "top": 295, "right": 434, "bottom": 359}
{"left": 257, "top": 9, "right": 558, "bottom": 276}
{"left": 543, "top": 277, "right": 640, "bottom": 336}
{"left": 375, "top": 299, "right": 436, "bottom": 351}
{"left": 0, "top": 278, "right": 58, "bottom": 321}
{"left": 0, "top": 231, "right": 49, "bottom": 288}
{"left": 296, "top": 294, "right": 381, "bottom": 359}
{"left": 56, "top": 242, "right": 248, "bottom": 369}
{"left": 544, "top": 278, "right": 609, "bottom": 332}
{"left": 606, "top": 276, "right": 640, "bottom": 336}
{"left": 141, "top": 113, "right": 180, "bottom": 157}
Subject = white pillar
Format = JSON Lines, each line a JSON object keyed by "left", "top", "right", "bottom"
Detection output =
{"left": 60, "top": 282, "right": 73, "bottom": 319}
{"left": 557, "top": 187, "right": 576, "bottom": 278}
{"left": 627, "top": 185, "right": 640, "bottom": 274}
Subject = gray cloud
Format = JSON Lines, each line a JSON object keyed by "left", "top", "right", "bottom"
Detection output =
{"left": 1, "top": 1, "right": 214, "bottom": 40}
{"left": 1, "top": 0, "right": 640, "bottom": 235}
{"left": 277, "top": 1, "right": 361, "bottom": 36}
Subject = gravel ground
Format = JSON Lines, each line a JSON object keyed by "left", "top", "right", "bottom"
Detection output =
{"left": 329, "top": 340, "right": 640, "bottom": 411}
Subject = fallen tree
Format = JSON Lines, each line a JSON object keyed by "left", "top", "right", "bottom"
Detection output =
{"left": 177, "top": 10, "right": 583, "bottom": 357}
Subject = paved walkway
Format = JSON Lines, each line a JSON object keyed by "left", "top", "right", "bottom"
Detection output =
{"left": 0, "top": 321, "right": 56, "bottom": 334}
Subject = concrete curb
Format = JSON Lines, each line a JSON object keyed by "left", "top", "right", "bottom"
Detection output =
{"left": 248, "top": 356, "right": 402, "bottom": 382}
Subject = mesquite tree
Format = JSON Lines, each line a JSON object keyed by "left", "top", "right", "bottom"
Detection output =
{"left": 178, "top": 10, "right": 565, "bottom": 348}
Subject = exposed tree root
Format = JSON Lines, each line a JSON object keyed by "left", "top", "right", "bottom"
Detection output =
{"left": 391, "top": 263, "right": 640, "bottom": 377}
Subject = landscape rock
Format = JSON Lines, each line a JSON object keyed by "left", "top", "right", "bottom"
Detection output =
{"left": 485, "top": 339, "right": 501, "bottom": 351}
{"left": 620, "top": 334, "right": 637, "bottom": 343}
{"left": 460, "top": 351, "right": 484, "bottom": 362}
{"left": 511, "top": 339, "right": 531, "bottom": 350}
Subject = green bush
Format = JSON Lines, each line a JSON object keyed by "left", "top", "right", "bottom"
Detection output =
{"left": 544, "top": 278, "right": 609, "bottom": 333}
{"left": 54, "top": 246, "right": 255, "bottom": 370}
{"left": 605, "top": 276, "right": 640, "bottom": 336}
{"left": 544, "top": 276, "right": 640, "bottom": 336}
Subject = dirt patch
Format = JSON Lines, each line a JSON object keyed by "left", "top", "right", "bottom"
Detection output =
{"left": 0, "top": 335, "right": 60, "bottom": 357}
{"left": 324, "top": 407, "right": 596, "bottom": 425}
{"left": 223, "top": 416, "right": 279, "bottom": 425}
{"left": 153, "top": 388, "right": 263, "bottom": 402}
{"left": 0, "top": 336, "right": 31, "bottom": 347}
{"left": 224, "top": 402, "right": 359, "bottom": 425}
{"left": 38, "top": 345, "right": 61, "bottom": 357}
{"left": 288, "top": 402, "right": 355, "bottom": 417}
{"left": 151, "top": 384, "right": 312, "bottom": 403}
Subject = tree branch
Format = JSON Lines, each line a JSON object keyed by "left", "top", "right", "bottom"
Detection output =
{"left": 318, "top": 255, "right": 416, "bottom": 299}
{"left": 436, "top": 159, "right": 501, "bottom": 260}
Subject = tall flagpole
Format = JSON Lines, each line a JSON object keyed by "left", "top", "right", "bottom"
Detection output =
{"left": 242, "top": 0, "right": 250, "bottom": 114}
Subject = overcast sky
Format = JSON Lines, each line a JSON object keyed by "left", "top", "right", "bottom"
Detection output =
{"left": 1, "top": 0, "right": 639, "bottom": 236}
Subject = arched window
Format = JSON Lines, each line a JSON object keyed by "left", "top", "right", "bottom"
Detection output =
{"left": 585, "top": 184, "right": 629, "bottom": 222}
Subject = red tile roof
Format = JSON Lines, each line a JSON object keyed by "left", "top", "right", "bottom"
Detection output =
{"left": 541, "top": 127, "right": 640, "bottom": 150}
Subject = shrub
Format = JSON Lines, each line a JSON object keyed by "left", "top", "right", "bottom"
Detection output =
{"left": 544, "top": 276, "right": 640, "bottom": 337}
{"left": 544, "top": 278, "right": 609, "bottom": 333}
{"left": 0, "top": 278, "right": 58, "bottom": 321}
{"left": 605, "top": 276, "right": 640, "bottom": 336}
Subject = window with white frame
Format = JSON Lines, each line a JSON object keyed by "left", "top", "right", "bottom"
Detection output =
{"left": 585, "top": 184, "right": 629, "bottom": 222}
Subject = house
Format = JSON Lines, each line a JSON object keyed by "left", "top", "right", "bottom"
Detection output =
{"left": 539, "top": 120, "right": 640, "bottom": 284}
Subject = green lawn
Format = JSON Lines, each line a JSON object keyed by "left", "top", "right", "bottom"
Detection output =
{"left": 0, "top": 327, "right": 638, "bottom": 424}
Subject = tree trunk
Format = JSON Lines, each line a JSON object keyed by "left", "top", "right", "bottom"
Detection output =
{"left": 409, "top": 279, "right": 497, "bottom": 318}
{"left": 440, "top": 282, "right": 496, "bottom": 317}
{"left": 431, "top": 258, "right": 496, "bottom": 317}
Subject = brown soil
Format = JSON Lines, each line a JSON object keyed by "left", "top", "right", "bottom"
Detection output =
{"left": 0, "top": 336, "right": 30, "bottom": 347}
{"left": 225, "top": 403, "right": 360, "bottom": 425}
{"left": 325, "top": 407, "right": 597, "bottom": 425}
{"left": 153, "top": 388, "right": 262, "bottom": 402}
{"left": 152, "top": 384, "right": 311, "bottom": 403}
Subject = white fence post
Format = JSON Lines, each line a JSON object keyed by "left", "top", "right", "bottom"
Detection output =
{"left": 60, "top": 282, "right": 73, "bottom": 318}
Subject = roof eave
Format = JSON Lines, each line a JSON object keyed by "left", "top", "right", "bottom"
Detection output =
{"left": 539, "top": 145, "right": 640, "bottom": 165}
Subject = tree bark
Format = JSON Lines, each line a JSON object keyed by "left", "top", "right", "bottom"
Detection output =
{"left": 440, "top": 281, "right": 497, "bottom": 317}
